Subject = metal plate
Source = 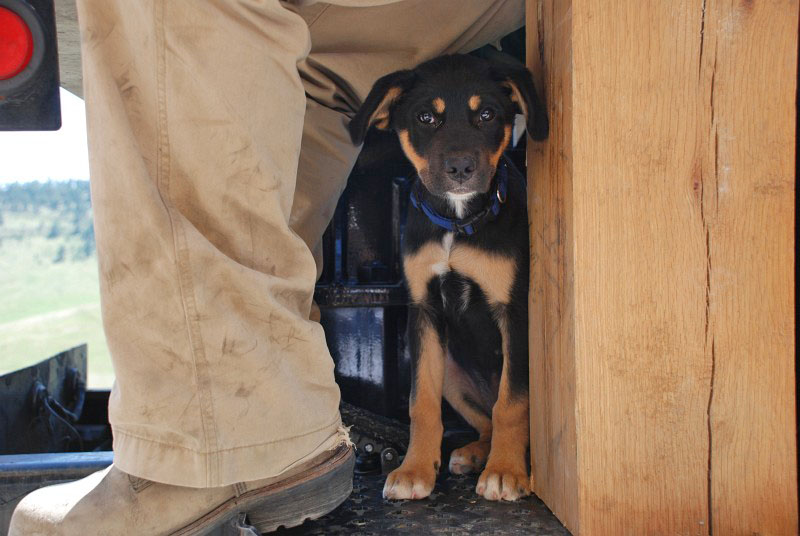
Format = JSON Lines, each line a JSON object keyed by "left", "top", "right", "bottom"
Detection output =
{"left": 276, "top": 472, "right": 570, "bottom": 536}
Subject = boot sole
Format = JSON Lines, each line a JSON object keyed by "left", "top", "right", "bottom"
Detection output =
{"left": 171, "top": 445, "right": 355, "bottom": 535}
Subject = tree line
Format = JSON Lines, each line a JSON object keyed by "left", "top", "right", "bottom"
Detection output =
{"left": 0, "top": 180, "right": 95, "bottom": 262}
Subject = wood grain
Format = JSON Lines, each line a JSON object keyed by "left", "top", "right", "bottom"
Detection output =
{"left": 527, "top": 1, "right": 798, "bottom": 534}
{"left": 701, "top": 1, "right": 798, "bottom": 533}
{"left": 54, "top": 0, "right": 82, "bottom": 97}
{"left": 527, "top": 0, "right": 579, "bottom": 532}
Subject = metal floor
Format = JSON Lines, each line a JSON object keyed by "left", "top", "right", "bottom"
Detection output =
{"left": 276, "top": 472, "right": 570, "bottom": 536}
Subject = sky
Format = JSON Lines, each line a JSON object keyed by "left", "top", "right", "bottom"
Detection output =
{"left": 0, "top": 88, "right": 89, "bottom": 185}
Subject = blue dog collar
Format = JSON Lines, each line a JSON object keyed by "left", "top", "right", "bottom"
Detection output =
{"left": 410, "top": 158, "right": 509, "bottom": 236}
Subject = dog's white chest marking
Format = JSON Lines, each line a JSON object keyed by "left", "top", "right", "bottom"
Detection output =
{"left": 435, "top": 233, "right": 455, "bottom": 307}
{"left": 432, "top": 233, "right": 454, "bottom": 276}
{"left": 446, "top": 192, "right": 477, "bottom": 219}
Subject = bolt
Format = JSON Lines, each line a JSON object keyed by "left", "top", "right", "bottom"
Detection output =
{"left": 384, "top": 450, "right": 394, "bottom": 461}
{"left": 364, "top": 443, "right": 374, "bottom": 453}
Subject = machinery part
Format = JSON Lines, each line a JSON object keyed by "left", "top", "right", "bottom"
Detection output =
{"left": 0, "top": 0, "right": 61, "bottom": 130}
{"left": 30, "top": 372, "right": 85, "bottom": 452}
{"left": 379, "top": 448, "right": 400, "bottom": 475}
{"left": 0, "top": 346, "right": 88, "bottom": 454}
{"left": 340, "top": 402, "right": 408, "bottom": 475}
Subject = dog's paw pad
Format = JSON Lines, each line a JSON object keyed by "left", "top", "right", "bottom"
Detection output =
{"left": 383, "top": 463, "right": 437, "bottom": 500}
{"left": 448, "top": 441, "right": 490, "bottom": 475}
{"left": 476, "top": 465, "right": 530, "bottom": 502}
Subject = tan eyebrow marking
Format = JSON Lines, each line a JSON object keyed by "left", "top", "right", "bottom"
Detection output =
{"left": 398, "top": 129, "right": 428, "bottom": 176}
{"left": 488, "top": 125, "right": 512, "bottom": 169}
{"left": 432, "top": 98, "right": 446, "bottom": 114}
{"left": 468, "top": 95, "right": 481, "bottom": 111}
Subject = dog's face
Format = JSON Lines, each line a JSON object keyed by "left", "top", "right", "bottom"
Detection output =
{"left": 349, "top": 55, "right": 548, "bottom": 198}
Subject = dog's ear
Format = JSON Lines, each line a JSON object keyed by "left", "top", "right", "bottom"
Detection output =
{"left": 349, "top": 70, "right": 416, "bottom": 145}
{"left": 490, "top": 61, "right": 549, "bottom": 141}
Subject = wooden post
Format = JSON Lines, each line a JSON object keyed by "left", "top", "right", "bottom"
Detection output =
{"left": 526, "top": 1, "right": 798, "bottom": 534}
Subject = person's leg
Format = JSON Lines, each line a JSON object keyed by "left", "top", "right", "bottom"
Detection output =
{"left": 288, "top": 0, "right": 525, "bottom": 273}
{"left": 9, "top": 0, "right": 353, "bottom": 533}
{"left": 81, "top": 0, "right": 346, "bottom": 489}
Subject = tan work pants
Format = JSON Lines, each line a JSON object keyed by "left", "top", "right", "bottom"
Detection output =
{"left": 77, "top": 0, "right": 523, "bottom": 488}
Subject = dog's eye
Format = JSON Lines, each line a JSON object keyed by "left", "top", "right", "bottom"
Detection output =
{"left": 417, "top": 111, "right": 436, "bottom": 124}
{"left": 479, "top": 108, "right": 496, "bottom": 122}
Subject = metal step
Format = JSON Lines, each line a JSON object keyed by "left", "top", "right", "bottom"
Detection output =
{"left": 275, "top": 472, "right": 570, "bottom": 536}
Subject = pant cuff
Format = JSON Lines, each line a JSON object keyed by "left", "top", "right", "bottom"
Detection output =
{"left": 112, "top": 416, "right": 346, "bottom": 488}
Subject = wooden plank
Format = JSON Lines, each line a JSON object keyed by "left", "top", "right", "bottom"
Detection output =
{"left": 527, "top": 0, "right": 579, "bottom": 532}
{"left": 526, "top": 1, "right": 797, "bottom": 534}
{"left": 701, "top": 1, "right": 798, "bottom": 533}
{"left": 54, "top": 0, "right": 82, "bottom": 97}
{"left": 572, "top": 2, "right": 711, "bottom": 533}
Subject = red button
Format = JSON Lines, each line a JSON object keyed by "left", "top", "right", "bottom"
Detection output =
{"left": 0, "top": 6, "right": 35, "bottom": 80}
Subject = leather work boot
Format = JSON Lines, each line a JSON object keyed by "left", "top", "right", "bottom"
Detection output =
{"left": 8, "top": 443, "right": 354, "bottom": 535}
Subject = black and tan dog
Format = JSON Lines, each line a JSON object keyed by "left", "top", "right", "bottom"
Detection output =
{"left": 349, "top": 54, "right": 548, "bottom": 502}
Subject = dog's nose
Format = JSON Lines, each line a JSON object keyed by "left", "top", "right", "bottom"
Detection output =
{"left": 444, "top": 156, "right": 476, "bottom": 182}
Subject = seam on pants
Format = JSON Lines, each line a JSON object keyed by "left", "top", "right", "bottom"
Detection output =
{"left": 304, "top": 3, "right": 331, "bottom": 28}
{"left": 282, "top": 1, "right": 330, "bottom": 28}
{"left": 154, "top": 0, "right": 220, "bottom": 486}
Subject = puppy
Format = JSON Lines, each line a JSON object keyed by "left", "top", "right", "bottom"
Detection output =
{"left": 349, "top": 54, "right": 548, "bottom": 502}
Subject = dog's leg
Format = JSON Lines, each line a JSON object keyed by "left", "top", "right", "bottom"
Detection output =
{"left": 443, "top": 355, "right": 493, "bottom": 475}
{"left": 383, "top": 308, "right": 445, "bottom": 500}
{"left": 477, "top": 306, "right": 530, "bottom": 501}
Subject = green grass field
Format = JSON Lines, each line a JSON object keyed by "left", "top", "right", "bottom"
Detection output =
{"left": 0, "top": 184, "right": 114, "bottom": 388}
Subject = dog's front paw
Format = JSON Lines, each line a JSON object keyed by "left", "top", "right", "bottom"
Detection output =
{"left": 383, "top": 462, "right": 438, "bottom": 500}
{"left": 476, "top": 464, "right": 530, "bottom": 501}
